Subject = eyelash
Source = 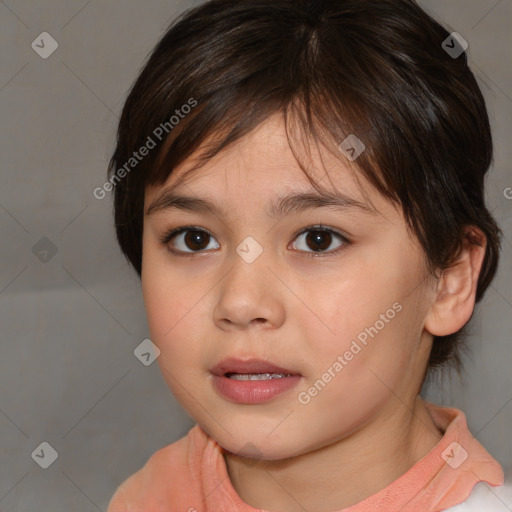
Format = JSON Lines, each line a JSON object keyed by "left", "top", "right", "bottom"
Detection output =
{"left": 159, "top": 225, "right": 351, "bottom": 259}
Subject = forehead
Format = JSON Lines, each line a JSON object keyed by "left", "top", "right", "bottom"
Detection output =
{"left": 144, "top": 113, "right": 390, "bottom": 219}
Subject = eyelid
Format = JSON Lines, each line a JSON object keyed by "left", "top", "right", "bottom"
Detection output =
{"left": 291, "top": 224, "right": 349, "bottom": 242}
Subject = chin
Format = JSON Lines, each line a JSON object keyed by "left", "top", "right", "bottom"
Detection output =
{"left": 206, "top": 424, "right": 304, "bottom": 461}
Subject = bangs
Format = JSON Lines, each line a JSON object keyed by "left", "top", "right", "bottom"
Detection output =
{"left": 145, "top": 83, "right": 397, "bottom": 224}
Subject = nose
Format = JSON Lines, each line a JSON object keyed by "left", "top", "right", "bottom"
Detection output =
{"left": 212, "top": 243, "right": 286, "bottom": 331}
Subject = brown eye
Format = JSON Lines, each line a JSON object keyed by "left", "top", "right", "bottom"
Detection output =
{"left": 305, "top": 230, "right": 333, "bottom": 251}
{"left": 163, "top": 227, "right": 220, "bottom": 254}
{"left": 183, "top": 230, "right": 210, "bottom": 250}
{"left": 291, "top": 227, "right": 347, "bottom": 255}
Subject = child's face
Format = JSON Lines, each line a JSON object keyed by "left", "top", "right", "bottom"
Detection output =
{"left": 141, "top": 113, "right": 438, "bottom": 460}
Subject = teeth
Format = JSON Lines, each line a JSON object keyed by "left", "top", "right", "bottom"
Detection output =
{"left": 228, "top": 373, "right": 292, "bottom": 380}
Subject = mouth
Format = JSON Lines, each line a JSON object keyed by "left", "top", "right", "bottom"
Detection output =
{"left": 210, "top": 357, "right": 302, "bottom": 404}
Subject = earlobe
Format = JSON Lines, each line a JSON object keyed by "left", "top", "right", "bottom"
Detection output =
{"left": 424, "top": 227, "right": 487, "bottom": 337}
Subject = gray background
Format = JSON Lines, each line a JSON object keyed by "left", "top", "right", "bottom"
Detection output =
{"left": 0, "top": 0, "right": 511, "bottom": 510}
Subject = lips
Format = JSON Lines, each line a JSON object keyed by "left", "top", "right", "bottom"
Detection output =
{"left": 210, "top": 357, "right": 302, "bottom": 404}
{"left": 210, "top": 357, "right": 300, "bottom": 377}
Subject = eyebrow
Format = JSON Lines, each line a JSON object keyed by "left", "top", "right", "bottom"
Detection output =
{"left": 145, "top": 189, "right": 378, "bottom": 218}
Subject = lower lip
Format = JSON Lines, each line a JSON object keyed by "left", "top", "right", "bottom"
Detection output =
{"left": 211, "top": 374, "right": 301, "bottom": 404}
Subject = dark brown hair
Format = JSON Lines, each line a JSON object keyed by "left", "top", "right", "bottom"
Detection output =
{"left": 107, "top": 0, "right": 502, "bottom": 375}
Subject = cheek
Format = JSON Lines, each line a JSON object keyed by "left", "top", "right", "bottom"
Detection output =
{"left": 308, "top": 260, "right": 418, "bottom": 378}
{"left": 316, "top": 269, "right": 398, "bottom": 342}
{"left": 142, "top": 267, "right": 208, "bottom": 401}
{"left": 296, "top": 308, "right": 414, "bottom": 440}
{"left": 141, "top": 242, "right": 201, "bottom": 340}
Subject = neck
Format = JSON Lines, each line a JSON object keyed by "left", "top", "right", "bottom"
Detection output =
{"left": 223, "top": 396, "right": 443, "bottom": 512}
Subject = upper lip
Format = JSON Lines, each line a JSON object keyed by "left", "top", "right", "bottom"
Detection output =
{"left": 210, "top": 357, "right": 300, "bottom": 376}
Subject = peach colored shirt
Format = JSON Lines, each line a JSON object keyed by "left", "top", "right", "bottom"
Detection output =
{"left": 107, "top": 401, "right": 504, "bottom": 512}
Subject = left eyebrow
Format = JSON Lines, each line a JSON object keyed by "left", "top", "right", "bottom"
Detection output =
{"left": 145, "top": 189, "right": 378, "bottom": 218}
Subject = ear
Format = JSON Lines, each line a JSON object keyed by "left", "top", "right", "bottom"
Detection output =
{"left": 424, "top": 227, "right": 487, "bottom": 337}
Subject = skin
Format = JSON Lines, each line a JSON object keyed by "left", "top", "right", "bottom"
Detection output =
{"left": 141, "top": 113, "right": 486, "bottom": 512}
